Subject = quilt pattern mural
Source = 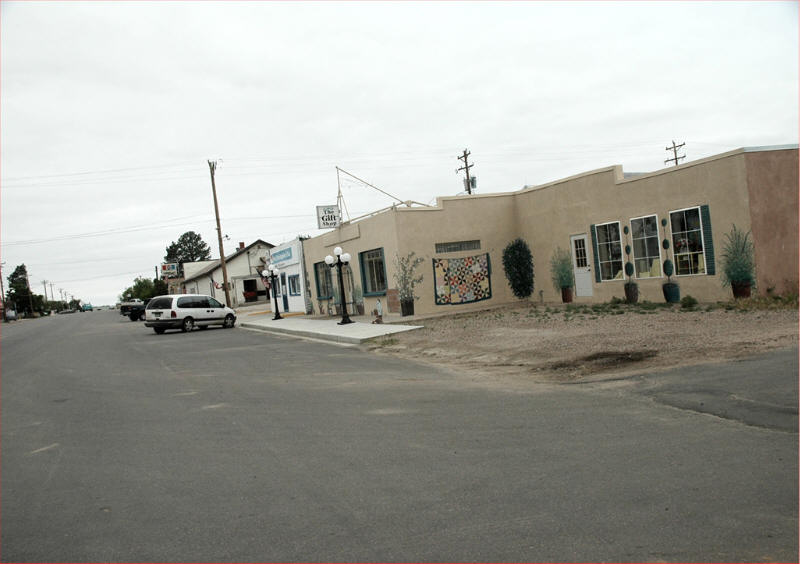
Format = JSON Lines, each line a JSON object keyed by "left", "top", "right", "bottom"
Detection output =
{"left": 433, "top": 253, "right": 492, "bottom": 305}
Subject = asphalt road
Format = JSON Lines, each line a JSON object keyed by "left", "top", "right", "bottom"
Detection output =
{"left": 2, "top": 310, "right": 797, "bottom": 562}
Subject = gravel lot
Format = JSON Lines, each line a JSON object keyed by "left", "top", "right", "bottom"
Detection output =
{"left": 368, "top": 298, "right": 799, "bottom": 384}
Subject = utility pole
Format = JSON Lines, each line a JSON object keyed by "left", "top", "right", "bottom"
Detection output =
{"left": 208, "top": 160, "right": 232, "bottom": 307}
{"left": 50, "top": 283, "right": 55, "bottom": 301}
{"left": 456, "top": 149, "right": 475, "bottom": 194}
{"left": 42, "top": 280, "right": 48, "bottom": 303}
{"left": 665, "top": 140, "right": 686, "bottom": 166}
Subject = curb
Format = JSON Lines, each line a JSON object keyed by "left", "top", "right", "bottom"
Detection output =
{"left": 239, "top": 322, "right": 367, "bottom": 345}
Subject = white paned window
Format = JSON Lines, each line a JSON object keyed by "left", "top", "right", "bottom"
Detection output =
{"left": 670, "top": 207, "right": 706, "bottom": 276}
{"left": 630, "top": 215, "right": 662, "bottom": 278}
{"left": 596, "top": 221, "right": 623, "bottom": 281}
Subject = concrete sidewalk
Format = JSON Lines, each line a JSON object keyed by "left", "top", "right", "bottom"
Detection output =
{"left": 235, "top": 305, "right": 424, "bottom": 345}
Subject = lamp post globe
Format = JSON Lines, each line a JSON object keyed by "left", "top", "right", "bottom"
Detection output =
{"left": 262, "top": 264, "right": 282, "bottom": 320}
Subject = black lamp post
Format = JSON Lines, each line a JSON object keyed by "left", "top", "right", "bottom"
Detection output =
{"left": 261, "top": 265, "right": 283, "bottom": 320}
{"left": 325, "top": 246, "right": 354, "bottom": 325}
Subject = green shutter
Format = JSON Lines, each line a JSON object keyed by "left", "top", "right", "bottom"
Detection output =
{"left": 700, "top": 204, "right": 715, "bottom": 275}
{"left": 590, "top": 224, "right": 601, "bottom": 283}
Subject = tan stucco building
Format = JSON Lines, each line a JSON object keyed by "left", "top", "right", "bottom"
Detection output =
{"left": 302, "top": 145, "right": 798, "bottom": 316}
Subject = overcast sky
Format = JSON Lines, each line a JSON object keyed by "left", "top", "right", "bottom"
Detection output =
{"left": 1, "top": 1, "right": 797, "bottom": 307}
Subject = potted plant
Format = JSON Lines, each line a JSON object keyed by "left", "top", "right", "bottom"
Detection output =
{"left": 550, "top": 247, "right": 575, "bottom": 303}
{"left": 660, "top": 219, "right": 680, "bottom": 303}
{"left": 721, "top": 224, "right": 755, "bottom": 299}
{"left": 622, "top": 226, "right": 639, "bottom": 304}
{"left": 393, "top": 251, "right": 424, "bottom": 317}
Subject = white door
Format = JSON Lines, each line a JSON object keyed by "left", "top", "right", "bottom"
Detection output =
{"left": 570, "top": 234, "right": 593, "bottom": 297}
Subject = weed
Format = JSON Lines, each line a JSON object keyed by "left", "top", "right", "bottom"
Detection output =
{"left": 681, "top": 295, "right": 699, "bottom": 309}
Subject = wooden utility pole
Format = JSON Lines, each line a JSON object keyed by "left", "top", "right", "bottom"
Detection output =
{"left": 42, "top": 280, "right": 48, "bottom": 302}
{"left": 665, "top": 140, "right": 686, "bottom": 166}
{"left": 208, "top": 160, "right": 232, "bottom": 307}
{"left": 456, "top": 149, "right": 475, "bottom": 194}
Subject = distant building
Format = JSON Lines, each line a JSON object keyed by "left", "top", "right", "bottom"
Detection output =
{"left": 182, "top": 240, "right": 274, "bottom": 307}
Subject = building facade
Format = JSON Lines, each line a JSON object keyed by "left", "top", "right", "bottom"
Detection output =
{"left": 267, "top": 237, "right": 312, "bottom": 314}
{"left": 182, "top": 240, "right": 273, "bottom": 307}
{"left": 302, "top": 146, "right": 798, "bottom": 316}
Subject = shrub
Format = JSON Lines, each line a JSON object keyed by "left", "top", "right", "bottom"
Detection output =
{"left": 720, "top": 225, "right": 756, "bottom": 288}
{"left": 549, "top": 247, "right": 574, "bottom": 291}
{"left": 681, "top": 295, "right": 698, "bottom": 309}
{"left": 502, "top": 238, "right": 534, "bottom": 299}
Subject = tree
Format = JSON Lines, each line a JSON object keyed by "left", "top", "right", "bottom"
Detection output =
{"left": 119, "top": 277, "right": 155, "bottom": 302}
{"left": 153, "top": 278, "right": 169, "bottom": 297}
{"left": 6, "top": 264, "right": 35, "bottom": 315}
{"left": 119, "top": 277, "right": 169, "bottom": 303}
{"left": 164, "top": 231, "right": 212, "bottom": 275}
{"left": 502, "top": 238, "right": 534, "bottom": 299}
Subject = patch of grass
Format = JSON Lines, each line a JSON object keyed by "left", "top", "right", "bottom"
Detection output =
{"left": 680, "top": 295, "right": 699, "bottom": 310}
{"left": 377, "top": 337, "right": 399, "bottom": 346}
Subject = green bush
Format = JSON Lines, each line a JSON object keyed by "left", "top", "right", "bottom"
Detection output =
{"left": 502, "top": 238, "right": 535, "bottom": 299}
{"left": 549, "top": 247, "right": 574, "bottom": 291}
{"left": 720, "top": 225, "right": 755, "bottom": 288}
{"left": 681, "top": 295, "right": 698, "bottom": 309}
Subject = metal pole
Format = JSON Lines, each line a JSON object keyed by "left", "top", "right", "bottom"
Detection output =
{"left": 270, "top": 272, "right": 282, "bottom": 320}
{"left": 335, "top": 259, "right": 353, "bottom": 325}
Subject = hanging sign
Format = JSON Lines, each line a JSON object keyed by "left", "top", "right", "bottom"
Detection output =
{"left": 316, "top": 205, "right": 342, "bottom": 229}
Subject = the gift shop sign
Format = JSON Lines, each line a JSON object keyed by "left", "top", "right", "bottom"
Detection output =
{"left": 316, "top": 205, "right": 341, "bottom": 229}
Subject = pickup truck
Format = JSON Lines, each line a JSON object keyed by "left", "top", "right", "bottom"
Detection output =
{"left": 120, "top": 298, "right": 149, "bottom": 321}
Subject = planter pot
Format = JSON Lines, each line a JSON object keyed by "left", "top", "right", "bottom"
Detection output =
{"left": 662, "top": 282, "right": 680, "bottom": 303}
{"left": 731, "top": 281, "right": 752, "bottom": 299}
{"left": 561, "top": 287, "right": 573, "bottom": 303}
{"left": 400, "top": 299, "right": 415, "bottom": 317}
{"left": 624, "top": 283, "right": 639, "bottom": 304}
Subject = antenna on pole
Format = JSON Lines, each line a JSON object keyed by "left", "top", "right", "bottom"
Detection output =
{"left": 665, "top": 140, "right": 686, "bottom": 166}
{"left": 335, "top": 167, "right": 351, "bottom": 222}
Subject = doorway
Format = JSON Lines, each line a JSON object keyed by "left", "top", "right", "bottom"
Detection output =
{"left": 280, "top": 273, "right": 289, "bottom": 311}
{"left": 570, "top": 234, "right": 593, "bottom": 297}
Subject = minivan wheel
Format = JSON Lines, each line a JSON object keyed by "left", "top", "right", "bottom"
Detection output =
{"left": 129, "top": 313, "right": 139, "bottom": 321}
{"left": 181, "top": 317, "right": 194, "bottom": 332}
{"left": 223, "top": 314, "right": 235, "bottom": 328}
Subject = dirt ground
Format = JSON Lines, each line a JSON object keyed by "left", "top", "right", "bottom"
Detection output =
{"left": 367, "top": 298, "right": 799, "bottom": 384}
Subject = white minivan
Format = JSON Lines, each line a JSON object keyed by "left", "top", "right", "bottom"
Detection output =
{"left": 144, "top": 294, "right": 236, "bottom": 334}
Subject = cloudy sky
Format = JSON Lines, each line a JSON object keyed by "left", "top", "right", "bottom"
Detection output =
{"left": 1, "top": 1, "right": 797, "bottom": 307}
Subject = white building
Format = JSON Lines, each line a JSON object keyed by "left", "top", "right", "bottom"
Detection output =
{"left": 182, "top": 240, "right": 273, "bottom": 307}
{"left": 267, "top": 237, "right": 311, "bottom": 314}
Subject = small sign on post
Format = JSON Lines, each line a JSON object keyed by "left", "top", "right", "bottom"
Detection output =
{"left": 316, "top": 205, "right": 342, "bottom": 229}
{"left": 161, "top": 263, "right": 179, "bottom": 278}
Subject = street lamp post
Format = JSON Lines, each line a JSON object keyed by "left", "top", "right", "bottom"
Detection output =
{"left": 325, "top": 246, "right": 354, "bottom": 325}
{"left": 261, "top": 265, "right": 283, "bottom": 320}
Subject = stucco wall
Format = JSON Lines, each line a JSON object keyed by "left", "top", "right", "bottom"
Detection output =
{"left": 745, "top": 149, "right": 799, "bottom": 296}
{"left": 302, "top": 211, "right": 401, "bottom": 314}
{"left": 515, "top": 151, "right": 753, "bottom": 304}
{"left": 394, "top": 193, "right": 521, "bottom": 314}
{"left": 300, "top": 147, "right": 797, "bottom": 312}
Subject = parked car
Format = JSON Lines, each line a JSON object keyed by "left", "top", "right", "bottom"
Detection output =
{"left": 81, "top": 303, "right": 93, "bottom": 312}
{"left": 144, "top": 294, "right": 236, "bottom": 334}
